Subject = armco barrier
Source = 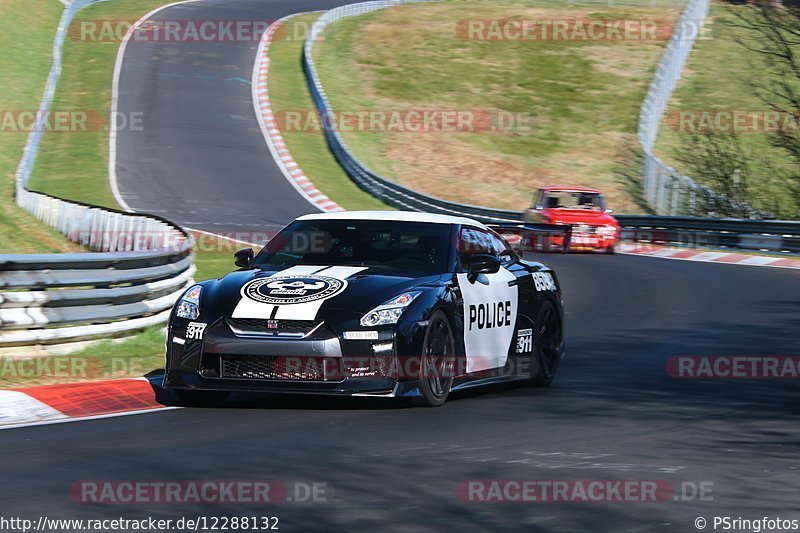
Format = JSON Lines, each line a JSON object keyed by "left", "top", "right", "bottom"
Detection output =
{"left": 0, "top": 251, "right": 195, "bottom": 346}
{"left": 616, "top": 216, "right": 800, "bottom": 253}
{"left": 303, "top": 0, "right": 769, "bottom": 221}
{"left": 3, "top": 0, "right": 194, "bottom": 346}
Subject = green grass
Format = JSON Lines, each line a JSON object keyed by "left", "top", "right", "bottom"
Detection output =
{"left": 0, "top": 326, "right": 165, "bottom": 389}
{"left": 654, "top": 1, "right": 800, "bottom": 218}
{"left": 312, "top": 0, "right": 682, "bottom": 213}
{"left": 0, "top": 0, "right": 84, "bottom": 252}
{"left": 268, "top": 14, "right": 389, "bottom": 210}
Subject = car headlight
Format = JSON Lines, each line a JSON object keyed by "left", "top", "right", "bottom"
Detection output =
{"left": 599, "top": 224, "right": 617, "bottom": 238}
{"left": 175, "top": 285, "right": 202, "bottom": 320}
{"left": 360, "top": 292, "right": 420, "bottom": 327}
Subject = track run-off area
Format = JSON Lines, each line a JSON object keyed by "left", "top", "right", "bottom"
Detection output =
{"left": 3, "top": 0, "right": 799, "bottom": 531}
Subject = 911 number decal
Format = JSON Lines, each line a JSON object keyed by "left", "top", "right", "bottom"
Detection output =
{"left": 186, "top": 322, "right": 207, "bottom": 340}
{"left": 533, "top": 271, "right": 556, "bottom": 291}
{"left": 516, "top": 328, "right": 533, "bottom": 353}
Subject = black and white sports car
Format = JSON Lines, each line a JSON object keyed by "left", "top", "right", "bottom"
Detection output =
{"left": 163, "top": 211, "right": 566, "bottom": 406}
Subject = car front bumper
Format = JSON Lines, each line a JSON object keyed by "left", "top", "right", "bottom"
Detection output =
{"left": 163, "top": 318, "right": 425, "bottom": 397}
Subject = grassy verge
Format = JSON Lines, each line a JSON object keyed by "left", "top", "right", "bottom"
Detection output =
{"left": 654, "top": 1, "right": 800, "bottom": 218}
{"left": 0, "top": 327, "right": 165, "bottom": 389}
{"left": 0, "top": 0, "right": 84, "bottom": 252}
{"left": 312, "top": 0, "right": 682, "bottom": 213}
{"left": 268, "top": 14, "right": 389, "bottom": 210}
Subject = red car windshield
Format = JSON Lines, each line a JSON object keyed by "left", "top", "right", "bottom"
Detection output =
{"left": 543, "top": 191, "right": 605, "bottom": 211}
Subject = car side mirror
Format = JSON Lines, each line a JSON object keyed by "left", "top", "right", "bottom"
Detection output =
{"left": 234, "top": 248, "right": 254, "bottom": 268}
{"left": 467, "top": 254, "right": 501, "bottom": 282}
{"left": 605, "top": 208, "right": 613, "bottom": 214}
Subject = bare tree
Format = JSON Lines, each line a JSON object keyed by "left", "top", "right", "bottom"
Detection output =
{"left": 727, "top": 1, "right": 800, "bottom": 162}
{"left": 676, "top": 132, "right": 750, "bottom": 200}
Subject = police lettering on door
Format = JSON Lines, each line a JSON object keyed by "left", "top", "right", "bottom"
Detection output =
{"left": 469, "top": 300, "right": 513, "bottom": 331}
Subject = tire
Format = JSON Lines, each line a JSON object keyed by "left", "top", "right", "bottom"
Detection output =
{"left": 605, "top": 244, "right": 616, "bottom": 254}
{"left": 415, "top": 311, "right": 456, "bottom": 407}
{"left": 531, "top": 301, "right": 562, "bottom": 387}
{"left": 173, "top": 389, "right": 230, "bottom": 406}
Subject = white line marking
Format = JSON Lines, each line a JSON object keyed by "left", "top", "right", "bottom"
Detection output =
{"left": 188, "top": 227, "right": 261, "bottom": 248}
{"left": 109, "top": 0, "right": 201, "bottom": 213}
{"left": 619, "top": 248, "right": 800, "bottom": 270}
{"left": 0, "top": 406, "right": 182, "bottom": 431}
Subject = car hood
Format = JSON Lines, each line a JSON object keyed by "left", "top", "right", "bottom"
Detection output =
{"left": 202, "top": 266, "right": 444, "bottom": 321}
{"left": 544, "top": 209, "right": 618, "bottom": 226}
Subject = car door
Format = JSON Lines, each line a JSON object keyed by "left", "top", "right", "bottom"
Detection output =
{"left": 455, "top": 225, "right": 519, "bottom": 373}
{"left": 487, "top": 230, "right": 539, "bottom": 366}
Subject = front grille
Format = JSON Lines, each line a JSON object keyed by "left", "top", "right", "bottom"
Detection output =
{"left": 220, "top": 355, "right": 341, "bottom": 381}
{"left": 226, "top": 318, "right": 321, "bottom": 337}
{"left": 573, "top": 224, "right": 598, "bottom": 235}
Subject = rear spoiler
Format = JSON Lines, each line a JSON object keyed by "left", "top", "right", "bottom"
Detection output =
{"left": 488, "top": 223, "right": 572, "bottom": 254}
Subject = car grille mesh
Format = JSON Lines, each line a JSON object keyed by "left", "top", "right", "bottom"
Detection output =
{"left": 226, "top": 318, "right": 320, "bottom": 336}
{"left": 220, "top": 355, "right": 340, "bottom": 381}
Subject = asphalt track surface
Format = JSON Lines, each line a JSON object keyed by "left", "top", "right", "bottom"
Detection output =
{"left": 3, "top": 1, "right": 800, "bottom": 531}
{"left": 113, "top": 0, "right": 351, "bottom": 235}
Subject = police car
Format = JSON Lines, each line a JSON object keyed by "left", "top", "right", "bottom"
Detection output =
{"left": 164, "top": 211, "right": 566, "bottom": 406}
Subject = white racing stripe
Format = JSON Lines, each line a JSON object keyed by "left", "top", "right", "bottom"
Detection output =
{"left": 232, "top": 266, "right": 367, "bottom": 320}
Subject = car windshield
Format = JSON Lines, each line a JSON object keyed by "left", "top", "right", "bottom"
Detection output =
{"left": 251, "top": 219, "right": 452, "bottom": 273}
{"left": 544, "top": 191, "right": 605, "bottom": 211}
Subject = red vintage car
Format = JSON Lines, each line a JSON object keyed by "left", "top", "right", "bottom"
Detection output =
{"left": 523, "top": 187, "right": 620, "bottom": 253}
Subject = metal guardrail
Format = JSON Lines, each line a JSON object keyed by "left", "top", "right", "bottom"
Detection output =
{"left": 0, "top": 251, "right": 195, "bottom": 346}
{"left": 2, "top": 0, "right": 195, "bottom": 346}
{"left": 616, "top": 216, "right": 800, "bottom": 253}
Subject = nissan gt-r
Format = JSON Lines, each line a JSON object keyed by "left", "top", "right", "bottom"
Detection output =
{"left": 163, "top": 211, "right": 567, "bottom": 406}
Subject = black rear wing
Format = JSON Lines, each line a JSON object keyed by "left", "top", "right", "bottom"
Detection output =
{"left": 488, "top": 223, "right": 572, "bottom": 254}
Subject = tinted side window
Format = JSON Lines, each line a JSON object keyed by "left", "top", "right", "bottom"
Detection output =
{"left": 486, "top": 231, "right": 514, "bottom": 262}
{"left": 458, "top": 227, "right": 514, "bottom": 268}
{"left": 458, "top": 227, "right": 492, "bottom": 268}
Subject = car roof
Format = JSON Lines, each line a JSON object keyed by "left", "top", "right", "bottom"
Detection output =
{"left": 296, "top": 210, "right": 488, "bottom": 229}
{"left": 541, "top": 186, "right": 602, "bottom": 194}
